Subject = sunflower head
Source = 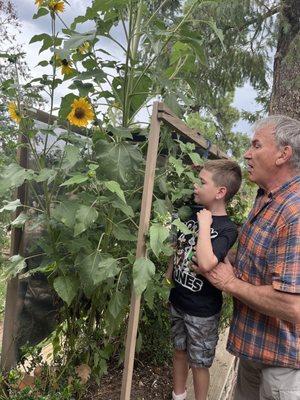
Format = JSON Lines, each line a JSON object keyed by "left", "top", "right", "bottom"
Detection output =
{"left": 8, "top": 102, "right": 21, "bottom": 124}
{"left": 60, "top": 59, "right": 75, "bottom": 75}
{"left": 78, "top": 42, "right": 90, "bottom": 55}
{"left": 48, "top": 0, "right": 64, "bottom": 12}
{"left": 67, "top": 98, "right": 95, "bottom": 127}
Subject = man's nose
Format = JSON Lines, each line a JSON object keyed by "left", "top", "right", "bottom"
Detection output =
{"left": 244, "top": 148, "right": 251, "bottom": 159}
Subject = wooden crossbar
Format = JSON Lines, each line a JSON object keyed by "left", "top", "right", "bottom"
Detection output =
{"left": 157, "top": 102, "right": 227, "bottom": 159}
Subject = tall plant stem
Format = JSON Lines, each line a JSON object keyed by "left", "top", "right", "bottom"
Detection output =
{"left": 122, "top": 1, "right": 134, "bottom": 128}
{"left": 130, "top": 0, "right": 202, "bottom": 102}
{"left": 43, "top": 14, "right": 57, "bottom": 156}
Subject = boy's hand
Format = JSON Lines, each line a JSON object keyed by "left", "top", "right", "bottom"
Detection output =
{"left": 197, "top": 209, "right": 212, "bottom": 227}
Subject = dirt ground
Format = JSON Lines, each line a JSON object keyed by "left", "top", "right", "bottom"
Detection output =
{"left": 85, "top": 362, "right": 173, "bottom": 400}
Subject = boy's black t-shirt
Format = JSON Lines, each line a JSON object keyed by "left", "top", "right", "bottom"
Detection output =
{"left": 169, "top": 205, "right": 238, "bottom": 317}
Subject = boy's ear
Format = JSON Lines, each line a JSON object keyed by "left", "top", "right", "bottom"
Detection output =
{"left": 216, "top": 186, "right": 227, "bottom": 200}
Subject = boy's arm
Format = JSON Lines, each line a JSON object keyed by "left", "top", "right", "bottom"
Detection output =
{"left": 196, "top": 211, "right": 218, "bottom": 273}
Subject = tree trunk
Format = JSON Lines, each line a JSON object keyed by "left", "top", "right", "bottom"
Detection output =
{"left": 269, "top": 0, "right": 300, "bottom": 119}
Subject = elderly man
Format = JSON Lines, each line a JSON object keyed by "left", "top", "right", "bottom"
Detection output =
{"left": 204, "top": 115, "right": 300, "bottom": 400}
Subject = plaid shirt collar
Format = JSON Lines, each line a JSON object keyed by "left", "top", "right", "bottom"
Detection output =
{"left": 250, "top": 175, "right": 300, "bottom": 223}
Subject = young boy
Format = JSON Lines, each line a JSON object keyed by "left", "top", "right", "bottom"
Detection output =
{"left": 166, "top": 159, "right": 242, "bottom": 400}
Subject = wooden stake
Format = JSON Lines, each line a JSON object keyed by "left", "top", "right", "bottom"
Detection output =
{"left": 1, "top": 133, "right": 28, "bottom": 371}
{"left": 120, "top": 102, "right": 161, "bottom": 400}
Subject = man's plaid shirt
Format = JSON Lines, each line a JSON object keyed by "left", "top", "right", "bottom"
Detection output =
{"left": 227, "top": 176, "right": 300, "bottom": 368}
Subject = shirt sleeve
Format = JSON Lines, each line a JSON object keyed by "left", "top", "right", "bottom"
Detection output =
{"left": 272, "top": 222, "right": 300, "bottom": 293}
{"left": 212, "top": 227, "right": 238, "bottom": 263}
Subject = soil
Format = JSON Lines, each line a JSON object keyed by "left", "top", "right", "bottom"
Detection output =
{"left": 85, "top": 361, "right": 173, "bottom": 400}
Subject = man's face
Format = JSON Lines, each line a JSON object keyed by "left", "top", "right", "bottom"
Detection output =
{"left": 193, "top": 168, "right": 219, "bottom": 205}
{"left": 244, "top": 124, "right": 281, "bottom": 188}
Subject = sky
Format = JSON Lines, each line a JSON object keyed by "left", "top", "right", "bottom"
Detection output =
{"left": 11, "top": 0, "right": 264, "bottom": 136}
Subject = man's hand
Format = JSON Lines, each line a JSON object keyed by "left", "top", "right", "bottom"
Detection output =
{"left": 197, "top": 209, "right": 212, "bottom": 228}
{"left": 204, "top": 257, "right": 237, "bottom": 292}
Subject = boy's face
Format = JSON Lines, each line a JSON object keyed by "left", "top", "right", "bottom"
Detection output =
{"left": 193, "top": 168, "right": 220, "bottom": 206}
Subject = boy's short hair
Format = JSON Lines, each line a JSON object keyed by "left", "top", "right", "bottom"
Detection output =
{"left": 202, "top": 159, "right": 242, "bottom": 202}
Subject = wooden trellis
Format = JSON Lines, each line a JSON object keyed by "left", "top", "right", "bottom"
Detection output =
{"left": 0, "top": 102, "right": 227, "bottom": 399}
{"left": 120, "top": 102, "right": 226, "bottom": 399}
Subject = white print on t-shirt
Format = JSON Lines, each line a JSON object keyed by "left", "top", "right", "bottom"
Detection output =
{"left": 174, "top": 219, "right": 218, "bottom": 292}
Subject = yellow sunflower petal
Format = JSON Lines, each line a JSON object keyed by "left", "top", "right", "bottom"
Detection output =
{"left": 35, "top": 0, "right": 43, "bottom": 6}
{"left": 78, "top": 42, "right": 90, "bottom": 54}
{"left": 60, "top": 59, "right": 74, "bottom": 75}
{"left": 8, "top": 102, "right": 21, "bottom": 124}
{"left": 48, "top": 0, "right": 64, "bottom": 12}
{"left": 67, "top": 97, "right": 94, "bottom": 127}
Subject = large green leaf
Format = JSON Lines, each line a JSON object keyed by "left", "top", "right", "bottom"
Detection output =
{"left": 153, "top": 199, "right": 171, "bottom": 216}
{"left": 29, "top": 33, "right": 62, "bottom": 54}
{"left": 108, "top": 290, "right": 125, "bottom": 319}
{"left": 188, "top": 152, "right": 203, "bottom": 166}
{"left": 172, "top": 218, "right": 193, "bottom": 235}
{"left": 104, "top": 181, "right": 126, "bottom": 203}
{"left": 61, "top": 145, "right": 81, "bottom": 170}
{"left": 95, "top": 140, "right": 143, "bottom": 183}
{"left": 4, "top": 255, "right": 26, "bottom": 278}
{"left": 149, "top": 223, "right": 170, "bottom": 258}
{"left": 52, "top": 201, "right": 82, "bottom": 229}
{"left": 11, "top": 212, "right": 29, "bottom": 227}
{"left": 77, "top": 252, "right": 120, "bottom": 288}
{"left": 34, "top": 168, "right": 57, "bottom": 183}
{"left": 170, "top": 41, "right": 190, "bottom": 65}
{"left": 111, "top": 199, "right": 134, "bottom": 217}
{"left": 0, "top": 164, "right": 34, "bottom": 194}
{"left": 60, "top": 174, "right": 89, "bottom": 187}
{"left": 112, "top": 74, "right": 152, "bottom": 120}
{"left": 93, "top": 257, "right": 120, "bottom": 285}
{"left": 112, "top": 224, "right": 137, "bottom": 241}
{"left": 74, "top": 205, "right": 98, "bottom": 236}
{"left": 59, "top": 94, "right": 77, "bottom": 120}
{"left": 0, "top": 199, "right": 22, "bottom": 212}
{"left": 169, "top": 156, "right": 185, "bottom": 177}
{"left": 32, "top": 7, "right": 49, "bottom": 19}
{"left": 53, "top": 275, "right": 79, "bottom": 306}
{"left": 178, "top": 205, "right": 192, "bottom": 221}
{"left": 133, "top": 257, "right": 155, "bottom": 296}
{"left": 62, "top": 30, "right": 96, "bottom": 53}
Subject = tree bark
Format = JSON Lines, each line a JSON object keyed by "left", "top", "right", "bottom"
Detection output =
{"left": 269, "top": 0, "right": 300, "bottom": 119}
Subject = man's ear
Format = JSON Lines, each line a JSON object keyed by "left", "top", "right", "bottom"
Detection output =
{"left": 216, "top": 186, "right": 227, "bottom": 200}
{"left": 276, "top": 145, "right": 293, "bottom": 166}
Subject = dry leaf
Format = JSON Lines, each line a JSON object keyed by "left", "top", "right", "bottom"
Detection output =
{"left": 75, "top": 364, "right": 91, "bottom": 384}
{"left": 18, "top": 374, "right": 35, "bottom": 390}
{"left": 34, "top": 365, "right": 43, "bottom": 378}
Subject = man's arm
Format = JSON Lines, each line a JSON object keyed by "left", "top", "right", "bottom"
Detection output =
{"left": 204, "top": 258, "right": 300, "bottom": 323}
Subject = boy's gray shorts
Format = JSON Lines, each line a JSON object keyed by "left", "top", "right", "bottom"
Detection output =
{"left": 169, "top": 303, "right": 220, "bottom": 368}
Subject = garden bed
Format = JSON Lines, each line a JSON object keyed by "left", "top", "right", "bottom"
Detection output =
{"left": 84, "top": 362, "right": 173, "bottom": 400}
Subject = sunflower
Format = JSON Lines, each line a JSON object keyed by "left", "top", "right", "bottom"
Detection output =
{"left": 60, "top": 58, "right": 75, "bottom": 75}
{"left": 48, "top": 0, "right": 64, "bottom": 12}
{"left": 35, "top": 0, "right": 43, "bottom": 6}
{"left": 78, "top": 42, "right": 90, "bottom": 55}
{"left": 8, "top": 102, "right": 21, "bottom": 124}
{"left": 67, "top": 98, "right": 95, "bottom": 127}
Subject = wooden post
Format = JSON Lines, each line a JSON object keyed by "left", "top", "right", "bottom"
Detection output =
{"left": 120, "top": 102, "right": 161, "bottom": 400}
{"left": 1, "top": 133, "right": 28, "bottom": 371}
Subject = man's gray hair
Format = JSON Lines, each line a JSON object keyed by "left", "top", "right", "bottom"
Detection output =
{"left": 253, "top": 115, "right": 300, "bottom": 170}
